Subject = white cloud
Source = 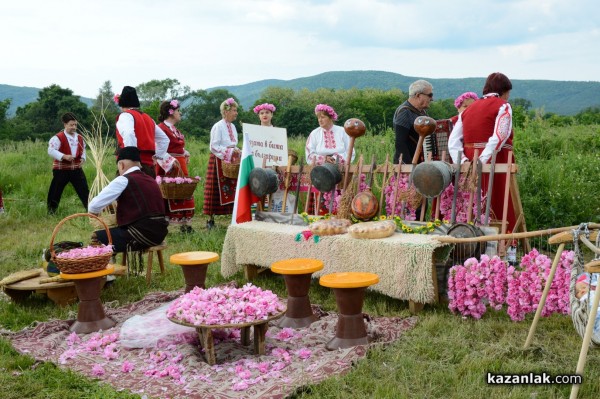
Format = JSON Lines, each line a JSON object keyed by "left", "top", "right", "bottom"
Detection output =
{"left": 1, "top": 0, "right": 598, "bottom": 98}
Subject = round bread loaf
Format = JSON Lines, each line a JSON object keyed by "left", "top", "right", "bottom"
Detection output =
{"left": 347, "top": 220, "right": 396, "bottom": 239}
{"left": 309, "top": 218, "right": 352, "bottom": 236}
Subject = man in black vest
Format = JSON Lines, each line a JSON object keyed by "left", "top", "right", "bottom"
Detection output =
{"left": 88, "top": 146, "right": 168, "bottom": 253}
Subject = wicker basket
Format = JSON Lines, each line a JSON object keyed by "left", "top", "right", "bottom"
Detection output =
{"left": 222, "top": 161, "right": 240, "bottom": 179}
{"left": 159, "top": 176, "right": 199, "bottom": 200}
{"left": 90, "top": 204, "right": 117, "bottom": 229}
{"left": 50, "top": 213, "right": 113, "bottom": 274}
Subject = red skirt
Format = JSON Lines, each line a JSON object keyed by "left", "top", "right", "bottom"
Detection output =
{"left": 202, "top": 154, "right": 237, "bottom": 215}
{"left": 156, "top": 156, "right": 195, "bottom": 224}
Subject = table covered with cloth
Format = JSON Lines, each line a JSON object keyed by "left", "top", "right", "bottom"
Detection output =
{"left": 221, "top": 221, "right": 452, "bottom": 304}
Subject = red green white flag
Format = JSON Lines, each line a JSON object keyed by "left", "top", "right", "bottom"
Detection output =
{"left": 232, "top": 132, "right": 259, "bottom": 224}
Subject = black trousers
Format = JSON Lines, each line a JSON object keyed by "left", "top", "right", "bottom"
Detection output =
{"left": 47, "top": 169, "right": 89, "bottom": 213}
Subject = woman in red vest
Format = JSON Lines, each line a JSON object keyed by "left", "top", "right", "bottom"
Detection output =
{"left": 47, "top": 112, "right": 89, "bottom": 214}
{"left": 448, "top": 72, "right": 516, "bottom": 232}
{"left": 155, "top": 100, "right": 196, "bottom": 233}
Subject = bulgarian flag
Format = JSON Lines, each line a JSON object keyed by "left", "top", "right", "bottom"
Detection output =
{"left": 232, "top": 131, "right": 260, "bottom": 224}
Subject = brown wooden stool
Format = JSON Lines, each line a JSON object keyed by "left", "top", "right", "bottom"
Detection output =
{"left": 319, "top": 272, "right": 379, "bottom": 350}
{"left": 118, "top": 242, "right": 167, "bottom": 284}
{"left": 170, "top": 251, "right": 219, "bottom": 293}
{"left": 271, "top": 258, "right": 324, "bottom": 329}
{"left": 60, "top": 264, "right": 116, "bottom": 334}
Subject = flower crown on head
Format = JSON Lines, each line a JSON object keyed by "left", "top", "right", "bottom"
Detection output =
{"left": 168, "top": 99, "right": 179, "bottom": 115}
{"left": 314, "top": 104, "right": 338, "bottom": 121}
{"left": 454, "top": 92, "right": 479, "bottom": 109}
{"left": 113, "top": 93, "right": 120, "bottom": 105}
{"left": 223, "top": 97, "right": 237, "bottom": 111}
{"left": 253, "top": 103, "right": 276, "bottom": 114}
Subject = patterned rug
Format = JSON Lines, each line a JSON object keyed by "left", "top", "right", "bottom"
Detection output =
{"left": 6, "top": 291, "right": 417, "bottom": 399}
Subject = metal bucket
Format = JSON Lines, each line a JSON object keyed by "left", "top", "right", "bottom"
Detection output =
{"left": 446, "top": 223, "right": 487, "bottom": 263}
{"left": 310, "top": 163, "right": 342, "bottom": 193}
{"left": 412, "top": 161, "right": 453, "bottom": 198}
{"left": 249, "top": 168, "right": 279, "bottom": 197}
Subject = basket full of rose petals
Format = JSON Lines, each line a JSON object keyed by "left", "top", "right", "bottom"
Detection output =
{"left": 50, "top": 213, "right": 114, "bottom": 274}
{"left": 156, "top": 175, "right": 200, "bottom": 200}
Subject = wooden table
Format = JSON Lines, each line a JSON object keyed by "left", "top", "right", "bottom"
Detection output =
{"left": 221, "top": 221, "right": 452, "bottom": 312}
{"left": 2, "top": 268, "right": 77, "bottom": 306}
{"left": 169, "top": 310, "right": 285, "bottom": 365}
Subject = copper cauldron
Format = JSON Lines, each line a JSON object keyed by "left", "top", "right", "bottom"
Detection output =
{"left": 411, "top": 161, "right": 454, "bottom": 198}
{"left": 351, "top": 190, "right": 379, "bottom": 221}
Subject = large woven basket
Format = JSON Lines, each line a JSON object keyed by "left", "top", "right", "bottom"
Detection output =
{"left": 159, "top": 176, "right": 199, "bottom": 200}
{"left": 50, "top": 213, "right": 113, "bottom": 274}
{"left": 90, "top": 203, "right": 117, "bottom": 229}
{"left": 222, "top": 161, "right": 240, "bottom": 179}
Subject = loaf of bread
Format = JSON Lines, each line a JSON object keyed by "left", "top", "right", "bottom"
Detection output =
{"left": 348, "top": 220, "right": 396, "bottom": 239}
{"left": 309, "top": 218, "right": 352, "bottom": 236}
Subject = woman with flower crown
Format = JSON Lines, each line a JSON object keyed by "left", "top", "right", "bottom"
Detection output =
{"left": 254, "top": 102, "right": 276, "bottom": 127}
{"left": 448, "top": 72, "right": 517, "bottom": 232}
{"left": 155, "top": 100, "right": 195, "bottom": 233}
{"left": 305, "top": 104, "right": 355, "bottom": 214}
{"left": 202, "top": 98, "right": 241, "bottom": 229}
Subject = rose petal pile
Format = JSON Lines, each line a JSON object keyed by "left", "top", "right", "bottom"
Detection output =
{"left": 56, "top": 244, "right": 113, "bottom": 259}
{"left": 167, "top": 283, "right": 286, "bottom": 326}
{"left": 156, "top": 176, "right": 201, "bottom": 184}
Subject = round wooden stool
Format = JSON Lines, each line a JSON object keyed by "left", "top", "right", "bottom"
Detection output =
{"left": 271, "top": 258, "right": 324, "bottom": 329}
{"left": 60, "top": 265, "right": 116, "bottom": 334}
{"left": 319, "top": 272, "right": 379, "bottom": 350}
{"left": 170, "top": 251, "right": 219, "bottom": 293}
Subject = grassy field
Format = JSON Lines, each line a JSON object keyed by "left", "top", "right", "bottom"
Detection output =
{"left": 1, "top": 122, "right": 599, "bottom": 398}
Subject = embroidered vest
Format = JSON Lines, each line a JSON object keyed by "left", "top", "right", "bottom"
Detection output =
{"left": 116, "top": 171, "right": 165, "bottom": 226}
{"left": 52, "top": 132, "right": 84, "bottom": 170}
{"left": 116, "top": 110, "right": 156, "bottom": 166}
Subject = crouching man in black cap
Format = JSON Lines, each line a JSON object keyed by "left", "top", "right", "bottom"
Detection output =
{"left": 88, "top": 147, "right": 168, "bottom": 255}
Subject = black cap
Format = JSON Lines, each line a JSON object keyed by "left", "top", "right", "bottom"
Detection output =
{"left": 117, "top": 146, "right": 141, "bottom": 162}
{"left": 118, "top": 86, "right": 140, "bottom": 108}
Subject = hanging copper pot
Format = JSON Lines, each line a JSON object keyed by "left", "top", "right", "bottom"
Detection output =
{"left": 249, "top": 168, "right": 279, "bottom": 198}
{"left": 411, "top": 161, "right": 454, "bottom": 198}
{"left": 351, "top": 157, "right": 379, "bottom": 221}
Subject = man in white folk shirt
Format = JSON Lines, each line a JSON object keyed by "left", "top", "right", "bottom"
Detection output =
{"left": 47, "top": 112, "right": 90, "bottom": 214}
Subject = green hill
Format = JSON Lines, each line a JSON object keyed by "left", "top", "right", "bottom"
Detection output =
{"left": 3, "top": 71, "right": 599, "bottom": 117}
{"left": 212, "top": 70, "right": 600, "bottom": 115}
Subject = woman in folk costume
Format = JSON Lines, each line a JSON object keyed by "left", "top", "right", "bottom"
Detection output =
{"left": 448, "top": 72, "right": 517, "bottom": 232}
{"left": 114, "top": 86, "right": 175, "bottom": 177}
{"left": 305, "top": 104, "right": 355, "bottom": 214}
{"left": 155, "top": 100, "right": 195, "bottom": 234}
{"left": 450, "top": 91, "right": 479, "bottom": 126}
{"left": 203, "top": 98, "right": 241, "bottom": 229}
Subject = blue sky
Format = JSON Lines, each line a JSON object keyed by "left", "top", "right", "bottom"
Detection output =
{"left": 2, "top": 0, "right": 598, "bottom": 98}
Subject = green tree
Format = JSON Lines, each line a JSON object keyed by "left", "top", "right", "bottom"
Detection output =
{"left": 178, "top": 89, "right": 240, "bottom": 140}
{"left": 135, "top": 79, "right": 191, "bottom": 106}
{"left": 12, "top": 84, "right": 91, "bottom": 140}
{"left": 91, "top": 81, "right": 120, "bottom": 136}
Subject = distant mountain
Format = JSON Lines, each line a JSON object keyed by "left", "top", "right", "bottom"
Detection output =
{"left": 3, "top": 71, "right": 599, "bottom": 117}
{"left": 0, "top": 84, "right": 93, "bottom": 116}
{"left": 211, "top": 70, "right": 600, "bottom": 116}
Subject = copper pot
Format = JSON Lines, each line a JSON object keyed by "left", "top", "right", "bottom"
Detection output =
{"left": 351, "top": 190, "right": 379, "bottom": 221}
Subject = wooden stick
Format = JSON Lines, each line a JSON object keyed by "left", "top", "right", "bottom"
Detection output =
{"left": 548, "top": 228, "right": 599, "bottom": 245}
{"left": 484, "top": 151, "right": 498, "bottom": 225}
{"left": 466, "top": 149, "right": 479, "bottom": 223}
{"left": 523, "top": 242, "right": 565, "bottom": 349}
{"left": 378, "top": 154, "right": 390, "bottom": 216}
{"left": 571, "top": 276, "right": 600, "bottom": 398}
{"left": 436, "top": 225, "right": 600, "bottom": 244}
{"left": 257, "top": 157, "right": 267, "bottom": 212}
{"left": 418, "top": 152, "right": 432, "bottom": 222}
{"left": 281, "top": 155, "right": 293, "bottom": 213}
{"left": 343, "top": 136, "right": 357, "bottom": 190}
{"left": 304, "top": 160, "right": 315, "bottom": 214}
{"left": 390, "top": 155, "right": 403, "bottom": 218}
{"left": 451, "top": 151, "right": 462, "bottom": 224}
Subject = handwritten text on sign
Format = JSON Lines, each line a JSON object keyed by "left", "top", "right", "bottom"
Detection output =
{"left": 242, "top": 123, "right": 289, "bottom": 167}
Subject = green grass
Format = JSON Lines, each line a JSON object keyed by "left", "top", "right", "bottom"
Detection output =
{"left": 1, "top": 123, "right": 599, "bottom": 398}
